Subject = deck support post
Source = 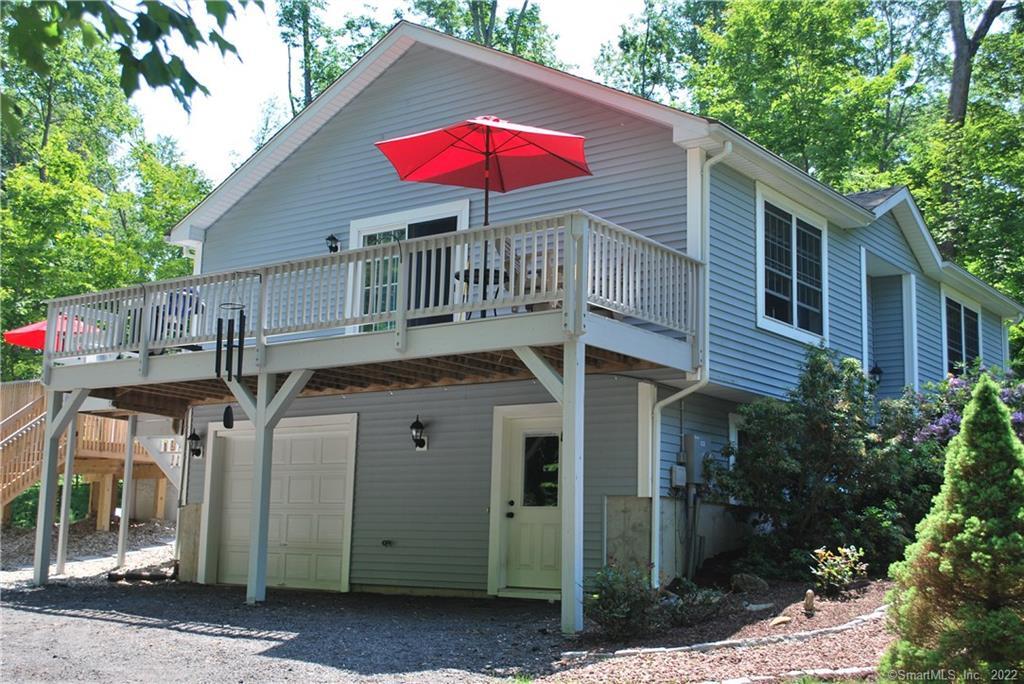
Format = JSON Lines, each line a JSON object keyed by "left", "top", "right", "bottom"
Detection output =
{"left": 560, "top": 337, "right": 585, "bottom": 635}
{"left": 116, "top": 414, "right": 138, "bottom": 567}
{"left": 55, "top": 414, "right": 78, "bottom": 575}
{"left": 227, "top": 370, "right": 313, "bottom": 605}
{"left": 33, "top": 388, "right": 89, "bottom": 586}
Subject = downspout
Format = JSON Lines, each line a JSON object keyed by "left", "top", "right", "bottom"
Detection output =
{"left": 650, "top": 141, "right": 732, "bottom": 587}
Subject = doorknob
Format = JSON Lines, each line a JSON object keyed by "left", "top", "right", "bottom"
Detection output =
{"left": 508, "top": 500, "right": 515, "bottom": 506}
{"left": 506, "top": 512, "right": 515, "bottom": 518}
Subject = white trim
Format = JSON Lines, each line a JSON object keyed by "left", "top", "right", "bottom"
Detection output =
{"left": 487, "top": 402, "right": 561, "bottom": 597}
{"left": 197, "top": 413, "right": 359, "bottom": 592}
{"left": 347, "top": 198, "right": 471, "bottom": 330}
{"left": 1003, "top": 319, "right": 1011, "bottom": 371}
{"left": 902, "top": 274, "right": 919, "bottom": 390}
{"left": 348, "top": 198, "right": 470, "bottom": 247}
{"left": 636, "top": 383, "right": 656, "bottom": 498}
{"left": 940, "top": 283, "right": 983, "bottom": 375}
{"left": 754, "top": 182, "right": 829, "bottom": 346}
{"left": 860, "top": 247, "right": 869, "bottom": 370}
{"left": 685, "top": 148, "right": 705, "bottom": 259}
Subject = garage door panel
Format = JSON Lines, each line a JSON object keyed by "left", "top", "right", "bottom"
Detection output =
{"left": 267, "top": 514, "right": 283, "bottom": 543}
{"left": 215, "top": 417, "right": 354, "bottom": 593}
{"left": 321, "top": 436, "right": 347, "bottom": 464}
{"left": 286, "top": 514, "right": 314, "bottom": 544}
{"left": 288, "top": 476, "right": 316, "bottom": 504}
{"left": 270, "top": 477, "right": 285, "bottom": 504}
{"left": 316, "top": 554, "right": 343, "bottom": 582}
{"left": 319, "top": 476, "right": 345, "bottom": 504}
{"left": 223, "top": 511, "right": 250, "bottom": 544}
{"left": 289, "top": 438, "right": 319, "bottom": 465}
{"left": 226, "top": 476, "right": 252, "bottom": 505}
{"left": 317, "top": 515, "right": 343, "bottom": 543}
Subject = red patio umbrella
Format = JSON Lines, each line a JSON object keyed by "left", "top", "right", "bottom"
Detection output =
{"left": 3, "top": 316, "right": 95, "bottom": 351}
{"left": 374, "top": 115, "right": 592, "bottom": 225}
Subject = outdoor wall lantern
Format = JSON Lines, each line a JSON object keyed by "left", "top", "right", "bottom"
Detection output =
{"left": 869, "top": 364, "right": 883, "bottom": 384}
{"left": 187, "top": 429, "right": 203, "bottom": 458}
{"left": 410, "top": 415, "right": 428, "bottom": 451}
{"left": 325, "top": 233, "right": 340, "bottom": 253}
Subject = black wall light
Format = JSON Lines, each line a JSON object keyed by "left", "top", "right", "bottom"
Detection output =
{"left": 187, "top": 429, "right": 203, "bottom": 458}
{"left": 869, "top": 364, "right": 883, "bottom": 384}
{"left": 326, "top": 233, "right": 340, "bottom": 253}
{"left": 410, "top": 415, "right": 427, "bottom": 450}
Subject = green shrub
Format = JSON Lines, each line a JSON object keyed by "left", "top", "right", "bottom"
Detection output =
{"left": 663, "top": 578, "right": 726, "bottom": 626}
{"left": 6, "top": 477, "right": 94, "bottom": 528}
{"left": 810, "top": 546, "right": 867, "bottom": 597}
{"left": 584, "top": 563, "right": 665, "bottom": 639}
{"left": 882, "top": 375, "right": 1024, "bottom": 673}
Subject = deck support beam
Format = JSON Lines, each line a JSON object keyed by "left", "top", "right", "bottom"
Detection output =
{"left": 116, "top": 414, "right": 138, "bottom": 567}
{"left": 560, "top": 338, "right": 585, "bottom": 635}
{"left": 33, "top": 388, "right": 90, "bottom": 585}
{"left": 228, "top": 370, "right": 313, "bottom": 604}
{"left": 55, "top": 414, "right": 78, "bottom": 575}
{"left": 513, "top": 347, "right": 562, "bottom": 403}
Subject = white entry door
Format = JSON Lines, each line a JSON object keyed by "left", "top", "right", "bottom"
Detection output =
{"left": 502, "top": 415, "right": 562, "bottom": 590}
{"left": 213, "top": 415, "right": 357, "bottom": 592}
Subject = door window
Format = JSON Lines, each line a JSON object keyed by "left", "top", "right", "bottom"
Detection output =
{"left": 522, "top": 434, "right": 559, "bottom": 507}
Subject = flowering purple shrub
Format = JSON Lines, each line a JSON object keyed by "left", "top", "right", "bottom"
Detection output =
{"left": 888, "top": 365, "right": 1024, "bottom": 448}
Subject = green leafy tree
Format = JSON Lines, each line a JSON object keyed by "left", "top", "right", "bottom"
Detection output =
{"left": 882, "top": 375, "right": 1024, "bottom": 673}
{"left": 691, "top": 0, "right": 912, "bottom": 185}
{"left": 408, "top": 0, "right": 563, "bottom": 67}
{"left": 2, "top": 0, "right": 258, "bottom": 132}
{"left": 594, "top": 0, "right": 725, "bottom": 104}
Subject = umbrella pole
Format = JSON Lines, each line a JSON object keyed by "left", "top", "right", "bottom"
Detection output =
{"left": 482, "top": 128, "right": 491, "bottom": 317}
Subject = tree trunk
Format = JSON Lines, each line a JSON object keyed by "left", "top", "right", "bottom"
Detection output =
{"left": 946, "top": 0, "right": 1009, "bottom": 126}
{"left": 510, "top": 0, "right": 529, "bottom": 55}
{"left": 302, "top": 7, "right": 313, "bottom": 108}
{"left": 286, "top": 44, "right": 297, "bottom": 117}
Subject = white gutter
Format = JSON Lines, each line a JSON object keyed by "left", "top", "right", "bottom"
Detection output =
{"left": 650, "top": 142, "right": 732, "bottom": 587}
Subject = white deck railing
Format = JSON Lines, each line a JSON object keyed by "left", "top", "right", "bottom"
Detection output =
{"left": 44, "top": 211, "right": 703, "bottom": 368}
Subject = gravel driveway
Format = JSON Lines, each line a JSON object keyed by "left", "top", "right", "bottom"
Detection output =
{"left": 1, "top": 580, "right": 564, "bottom": 683}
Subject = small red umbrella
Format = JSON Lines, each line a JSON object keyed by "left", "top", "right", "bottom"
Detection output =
{"left": 375, "top": 115, "right": 591, "bottom": 225}
{"left": 3, "top": 316, "right": 95, "bottom": 351}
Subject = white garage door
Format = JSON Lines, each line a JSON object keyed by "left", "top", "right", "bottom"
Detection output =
{"left": 214, "top": 415, "right": 357, "bottom": 592}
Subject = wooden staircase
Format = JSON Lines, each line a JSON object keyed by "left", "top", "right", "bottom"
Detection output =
{"left": 0, "top": 381, "right": 179, "bottom": 510}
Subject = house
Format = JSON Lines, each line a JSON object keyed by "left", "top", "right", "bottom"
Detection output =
{"left": 30, "top": 22, "right": 1023, "bottom": 634}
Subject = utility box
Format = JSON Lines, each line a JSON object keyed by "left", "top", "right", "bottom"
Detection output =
{"left": 670, "top": 464, "right": 687, "bottom": 489}
{"left": 682, "top": 433, "right": 709, "bottom": 483}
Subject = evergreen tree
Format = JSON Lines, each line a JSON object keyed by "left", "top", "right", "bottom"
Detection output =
{"left": 882, "top": 375, "right": 1024, "bottom": 673}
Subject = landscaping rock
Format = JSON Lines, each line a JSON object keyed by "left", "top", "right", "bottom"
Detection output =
{"left": 744, "top": 602, "right": 775, "bottom": 612}
{"left": 770, "top": 616, "right": 793, "bottom": 627}
{"left": 731, "top": 572, "right": 769, "bottom": 593}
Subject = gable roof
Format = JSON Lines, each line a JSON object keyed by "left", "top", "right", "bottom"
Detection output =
{"left": 847, "top": 186, "right": 903, "bottom": 212}
{"left": 169, "top": 20, "right": 872, "bottom": 246}
{"left": 854, "top": 186, "right": 1023, "bottom": 319}
{"left": 167, "top": 22, "right": 1020, "bottom": 319}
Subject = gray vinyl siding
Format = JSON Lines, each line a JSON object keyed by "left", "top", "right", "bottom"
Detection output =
{"left": 917, "top": 277, "right": 944, "bottom": 383}
{"left": 656, "top": 392, "right": 737, "bottom": 495}
{"left": 190, "top": 374, "right": 639, "bottom": 591}
{"left": 870, "top": 276, "right": 905, "bottom": 398}
{"left": 201, "top": 43, "right": 686, "bottom": 273}
{"left": 707, "top": 164, "right": 957, "bottom": 398}
{"left": 982, "top": 310, "right": 1006, "bottom": 370}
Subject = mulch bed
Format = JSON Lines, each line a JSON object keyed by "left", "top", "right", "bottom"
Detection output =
{"left": 544, "top": 618, "right": 890, "bottom": 683}
{"left": 573, "top": 579, "right": 891, "bottom": 651}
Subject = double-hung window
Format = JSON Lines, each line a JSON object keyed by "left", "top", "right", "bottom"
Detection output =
{"left": 943, "top": 290, "right": 981, "bottom": 375}
{"left": 756, "top": 184, "right": 828, "bottom": 344}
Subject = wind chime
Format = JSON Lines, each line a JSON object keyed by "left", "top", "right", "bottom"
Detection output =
{"left": 215, "top": 299, "right": 246, "bottom": 429}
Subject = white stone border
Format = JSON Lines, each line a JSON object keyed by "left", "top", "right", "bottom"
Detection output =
{"left": 562, "top": 605, "right": 888, "bottom": 661}
{"left": 710, "top": 666, "right": 878, "bottom": 683}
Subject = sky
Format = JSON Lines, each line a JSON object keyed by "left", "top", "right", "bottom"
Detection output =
{"left": 132, "top": 0, "right": 642, "bottom": 184}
